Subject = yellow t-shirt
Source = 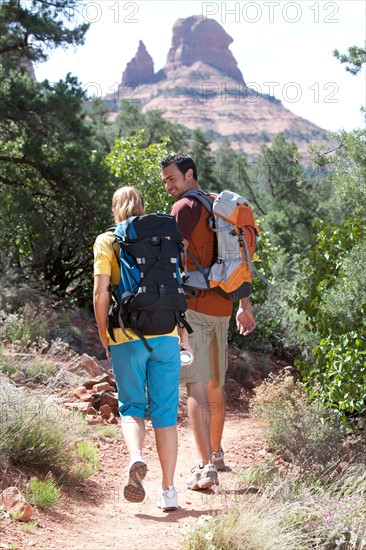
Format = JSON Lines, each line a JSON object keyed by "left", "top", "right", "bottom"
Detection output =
{"left": 93, "top": 231, "right": 178, "bottom": 345}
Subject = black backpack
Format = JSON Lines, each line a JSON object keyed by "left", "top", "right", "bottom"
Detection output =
{"left": 108, "top": 213, "right": 191, "bottom": 351}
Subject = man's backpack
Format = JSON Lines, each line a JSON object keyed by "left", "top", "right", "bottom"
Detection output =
{"left": 182, "top": 189, "right": 270, "bottom": 300}
{"left": 108, "top": 213, "right": 190, "bottom": 351}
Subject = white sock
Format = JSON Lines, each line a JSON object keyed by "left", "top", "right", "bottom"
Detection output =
{"left": 130, "top": 450, "right": 143, "bottom": 463}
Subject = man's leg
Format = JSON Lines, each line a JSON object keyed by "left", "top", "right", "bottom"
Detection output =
{"left": 207, "top": 379, "right": 226, "bottom": 453}
{"left": 207, "top": 316, "right": 230, "bottom": 469}
{"left": 186, "top": 381, "right": 211, "bottom": 464}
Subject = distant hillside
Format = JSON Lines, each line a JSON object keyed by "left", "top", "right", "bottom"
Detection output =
{"left": 105, "top": 15, "right": 329, "bottom": 157}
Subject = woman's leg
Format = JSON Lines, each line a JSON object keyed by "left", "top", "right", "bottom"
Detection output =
{"left": 121, "top": 415, "right": 145, "bottom": 457}
{"left": 154, "top": 425, "right": 178, "bottom": 489}
{"left": 109, "top": 341, "right": 149, "bottom": 502}
{"left": 147, "top": 336, "right": 180, "bottom": 490}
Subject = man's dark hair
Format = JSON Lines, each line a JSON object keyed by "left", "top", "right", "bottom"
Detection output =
{"left": 160, "top": 153, "right": 198, "bottom": 181}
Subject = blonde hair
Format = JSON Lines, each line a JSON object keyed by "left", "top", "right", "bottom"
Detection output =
{"left": 112, "top": 186, "right": 144, "bottom": 222}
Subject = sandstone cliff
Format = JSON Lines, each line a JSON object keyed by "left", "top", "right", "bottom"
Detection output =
{"left": 121, "top": 40, "right": 154, "bottom": 86}
{"left": 165, "top": 15, "right": 244, "bottom": 85}
{"left": 107, "top": 16, "right": 328, "bottom": 157}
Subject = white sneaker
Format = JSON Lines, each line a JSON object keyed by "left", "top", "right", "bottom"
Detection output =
{"left": 211, "top": 448, "right": 226, "bottom": 471}
{"left": 123, "top": 459, "right": 147, "bottom": 503}
{"left": 187, "top": 463, "right": 219, "bottom": 490}
{"left": 157, "top": 486, "right": 178, "bottom": 511}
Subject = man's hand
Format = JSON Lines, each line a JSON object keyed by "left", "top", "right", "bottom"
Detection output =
{"left": 236, "top": 299, "right": 256, "bottom": 336}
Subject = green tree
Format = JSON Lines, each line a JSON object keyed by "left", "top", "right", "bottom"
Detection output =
{"left": 87, "top": 99, "right": 190, "bottom": 155}
{"left": 214, "top": 140, "right": 250, "bottom": 195}
{"left": 293, "top": 129, "right": 366, "bottom": 415}
{"left": 0, "top": 1, "right": 111, "bottom": 300}
{"left": 333, "top": 45, "right": 366, "bottom": 75}
{"left": 188, "top": 129, "right": 218, "bottom": 189}
{"left": 0, "top": 0, "right": 88, "bottom": 67}
{"left": 252, "top": 133, "right": 337, "bottom": 256}
{"left": 106, "top": 131, "right": 173, "bottom": 214}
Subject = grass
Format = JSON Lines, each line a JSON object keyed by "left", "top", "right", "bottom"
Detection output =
{"left": 20, "top": 519, "right": 38, "bottom": 532}
{"left": 26, "top": 361, "right": 56, "bottom": 380}
{"left": 0, "top": 380, "right": 94, "bottom": 476}
{"left": 72, "top": 440, "right": 100, "bottom": 478}
{"left": 26, "top": 477, "right": 61, "bottom": 509}
{"left": 92, "top": 424, "right": 121, "bottom": 441}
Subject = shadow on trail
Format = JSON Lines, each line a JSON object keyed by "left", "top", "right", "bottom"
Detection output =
{"left": 136, "top": 507, "right": 222, "bottom": 522}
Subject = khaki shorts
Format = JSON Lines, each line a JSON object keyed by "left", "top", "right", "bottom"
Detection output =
{"left": 180, "top": 310, "right": 230, "bottom": 386}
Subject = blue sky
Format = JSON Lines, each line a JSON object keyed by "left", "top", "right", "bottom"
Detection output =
{"left": 34, "top": 0, "right": 366, "bottom": 132}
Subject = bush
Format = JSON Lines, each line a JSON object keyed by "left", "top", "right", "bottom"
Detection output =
{"left": 250, "top": 373, "right": 346, "bottom": 475}
{"left": 182, "top": 464, "right": 366, "bottom": 550}
{"left": 0, "top": 380, "right": 92, "bottom": 476}
{"left": 26, "top": 477, "right": 61, "bottom": 509}
{"left": 181, "top": 501, "right": 309, "bottom": 550}
{"left": 72, "top": 440, "right": 100, "bottom": 478}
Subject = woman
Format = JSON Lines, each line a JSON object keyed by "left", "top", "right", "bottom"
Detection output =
{"left": 93, "top": 186, "right": 191, "bottom": 512}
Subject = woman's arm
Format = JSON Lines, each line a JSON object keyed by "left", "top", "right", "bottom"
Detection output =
{"left": 93, "top": 274, "right": 111, "bottom": 361}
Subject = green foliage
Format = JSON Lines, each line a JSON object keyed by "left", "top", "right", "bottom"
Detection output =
{"left": 287, "top": 127, "right": 366, "bottom": 415}
{"left": 239, "top": 458, "right": 281, "bottom": 487}
{"left": 72, "top": 440, "right": 100, "bottom": 478}
{"left": 106, "top": 130, "right": 173, "bottom": 214}
{"left": 181, "top": 504, "right": 307, "bottom": 550}
{"left": 87, "top": 99, "right": 190, "bottom": 155}
{"left": 333, "top": 45, "right": 366, "bottom": 75}
{"left": 0, "top": 2, "right": 111, "bottom": 301}
{"left": 92, "top": 424, "right": 121, "bottom": 441}
{"left": 20, "top": 519, "right": 38, "bottom": 532}
{"left": 188, "top": 129, "right": 218, "bottom": 189}
{"left": 331, "top": 130, "right": 366, "bottom": 214}
{"left": 26, "top": 361, "right": 56, "bottom": 381}
{"left": 0, "top": 0, "right": 89, "bottom": 67}
{"left": 26, "top": 476, "right": 61, "bottom": 509}
{"left": 255, "top": 134, "right": 327, "bottom": 255}
{"left": 2, "top": 312, "right": 47, "bottom": 348}
{"left": 294, "top": 218, "right": 366, "bottom": 413}
{"left": 310, "top": 331, "right": 366, "bottom": 414}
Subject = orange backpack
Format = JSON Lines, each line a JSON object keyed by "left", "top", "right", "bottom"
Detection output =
{"left": 182, "top": 190, "right": 270, "bottom": 299}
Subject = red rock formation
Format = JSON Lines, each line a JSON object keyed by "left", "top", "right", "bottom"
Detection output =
{"left": 165, "top": 15, "right": 245, "bottom": 85}
{"left": 121, "top": 40, "right": 154, "bottom": 86}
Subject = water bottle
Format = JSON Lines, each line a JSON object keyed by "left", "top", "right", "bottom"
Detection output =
{"left": 180, "top": 349, "right": 193, "bottom": 366}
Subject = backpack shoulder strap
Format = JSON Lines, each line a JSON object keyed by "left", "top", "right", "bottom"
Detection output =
{"left": 181, "top": 189, "right": 215, "bottom": 214}
{"left": 104, "top": 225, "right": 116, "bottom": 233}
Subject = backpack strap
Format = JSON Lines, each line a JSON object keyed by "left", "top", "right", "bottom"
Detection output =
{"left": 180, "top": 190, "right": 215, "bottom": 291}
{"left": 181, "top": 189, "right": 215, "bottom": 214}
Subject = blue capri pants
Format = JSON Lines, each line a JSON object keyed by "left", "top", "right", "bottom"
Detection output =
{"left": 109, "top": 335, "right": 180, "bottom": 429}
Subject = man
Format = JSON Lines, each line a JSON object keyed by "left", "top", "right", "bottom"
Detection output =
{"left": 160, "top": 153, "right": 256, "bottom": 490}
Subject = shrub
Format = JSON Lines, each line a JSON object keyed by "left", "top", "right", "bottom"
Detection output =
{"left": 181, "top": 501, "right": 309, "bottom": 550}
{"left": 72, "top": 440, "right": 100, "bottom": 478}
{"left": 26, "top": 361, "right": 56, "bottom": 381}
{"left": 181, "top": 465, "right": 366, "bottom": 550}
{"left": 250, "top": 373, "right": 346, "bottom": 474}
{"left": 26, "top": 477, "right": 61, "bottom": 509}
{"left": 0, "top": 380, "right": 93, "bottom": 476}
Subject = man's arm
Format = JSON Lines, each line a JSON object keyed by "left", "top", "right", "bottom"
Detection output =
{"left": 93, "top": 274, "right": 111, "bottom": 360}
{"left": 236, "top": 296, "right": 256, "bottom": 336}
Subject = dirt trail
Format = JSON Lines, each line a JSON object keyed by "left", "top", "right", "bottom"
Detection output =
{"left": 1, "top": 411, "right": 267, "bottom": 550}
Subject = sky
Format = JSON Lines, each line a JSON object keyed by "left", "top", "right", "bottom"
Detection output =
{"left": 34, "top": 0, "right": 366, "bottom": 133}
